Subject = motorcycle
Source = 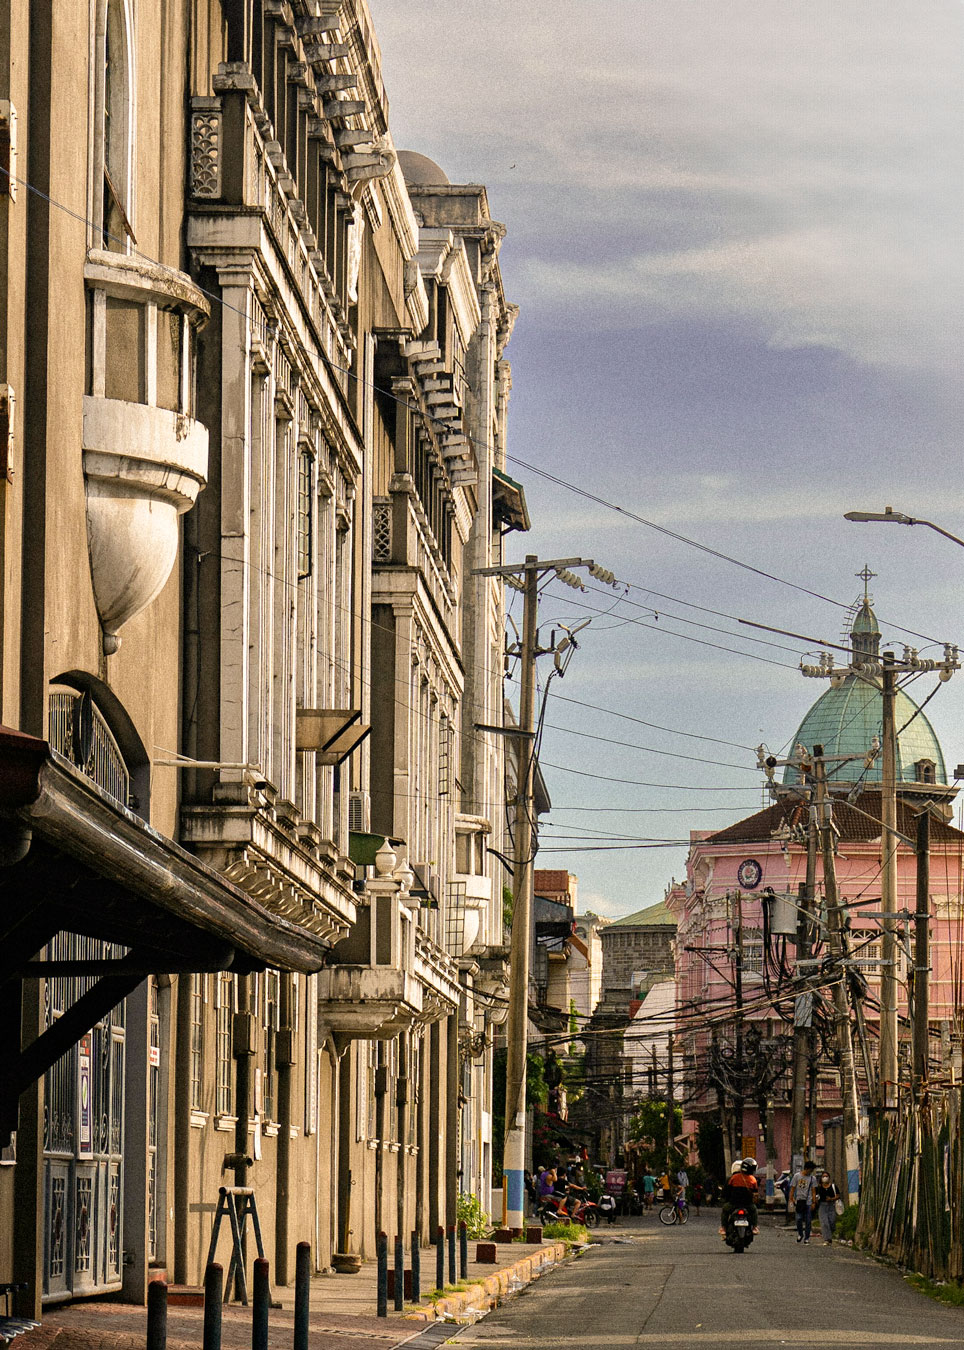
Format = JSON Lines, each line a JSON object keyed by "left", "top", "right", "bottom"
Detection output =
{"left": 724, "top": 1205, "right": 754, "bottom": 1253}
{"left": 537, "top": 1191, "right": 600, "bottom": 1227}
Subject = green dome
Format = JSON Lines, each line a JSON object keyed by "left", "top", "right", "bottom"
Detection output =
{"left": 783, "top": 674, "right": 946, "bottom": 787}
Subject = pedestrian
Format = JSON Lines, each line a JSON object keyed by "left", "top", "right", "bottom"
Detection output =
{"left": 692, "top": 1181, "right": 703, "bottom": 1215}
{"left": 789, "top": 1160, "right": 817, "bottom": 1245}
{"left": 641, "top": 1167, "right": 656, "bottom": 1211}
{"left": 814, "top": 1170, "right": 842, "bottom": 1245}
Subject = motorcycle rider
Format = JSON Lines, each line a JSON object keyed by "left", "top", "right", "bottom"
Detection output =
{"left": 719, "top": 1158, "right": 760, "bottom": 1238}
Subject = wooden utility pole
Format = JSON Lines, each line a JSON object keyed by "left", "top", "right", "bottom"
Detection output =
{"left": 814, "top": 746, "right": 861, "bottom": 1205}
{"left": 879, "top": 652, "right": 899, "bottom": 1108}
{"left": 912, "top": 808, "right": 931, "bottom": 1094}
{"left": 733, "top": 890, "right": 745, "bottom": 1161}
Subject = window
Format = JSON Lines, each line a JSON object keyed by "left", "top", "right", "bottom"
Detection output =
{"left": 915, "top": 759, "right": 936, "bottom": 785}
{"left": 215, "top": 974, "right": 234, "bottom": 1117}
{"left": 297, "top": 450, "right": 313, "bottom": 578}
{"left": 190, "top": 975, "right": 205, "bottom": 1113}
{"left": 97, "top": 0, "right": 135, "bottom": 251}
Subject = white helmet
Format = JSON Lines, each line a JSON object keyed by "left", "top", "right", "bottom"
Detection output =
{"left": 730, "top": 1159, "right": 742, "bottom": 1174}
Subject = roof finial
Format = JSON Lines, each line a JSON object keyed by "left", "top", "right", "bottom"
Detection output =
{"left": 857, "top": 563, "right": 876, "bottom": 604}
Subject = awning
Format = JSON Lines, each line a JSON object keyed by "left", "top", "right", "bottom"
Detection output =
{"left": 0, "top": 726, "right": 333, "bottom": 1141}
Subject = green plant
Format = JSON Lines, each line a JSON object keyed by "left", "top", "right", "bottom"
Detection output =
{"left": 503, "top": 885, "right": 514, "bottom": 935}
{"left": 457, "top": 1190, "right": 490, "bottom": 1238}
{"left": 541, "top": 1219, "right": 588, "bottom": 1245}
{"left": 835, "top": 1202, "right": 859, "bottom": 1242}
{"left": 906, "top": 1273, "right": 964, "bottom": 1308}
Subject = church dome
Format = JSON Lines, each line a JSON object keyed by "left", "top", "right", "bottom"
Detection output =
{"left": 782, "top": 676, "right": 946, "bottom": 787}
{"left": 783, "top": 581, "right": 946, "bottom": 788}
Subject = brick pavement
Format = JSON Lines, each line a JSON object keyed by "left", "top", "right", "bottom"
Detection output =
{"left": 16, "top": 1239, "right": 572, "bottom": 1350}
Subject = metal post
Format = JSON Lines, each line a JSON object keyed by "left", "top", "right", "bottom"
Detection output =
{"left": 913, "top": 808, "right": 931, "bottom": 1093}
{"left": 393, "top": 1235, "right": 404, "bottom": 1311}
{"left": 879, "top": 654, "right": 899, "bottom": 1107}
{"left": 459, "top": 1221, "right": 468, "bottom": 1279}
{"left": 376, "top": 1233, "right": 388, "bottom": 1318}
{"left": 203, "top": 1263, "right": 223, "bottom": 1350}
{"left": 504, "top": 556, "right": 539, "bottom": 1231}
{"left": 435, "top": 1226, "right": 444, "bottom": 1291}
{"left": 147, "top": 1280, "right": 167, "bottom": 1350}
{"left": 293, "top": 1243, "right": 310, "bottom": 1350}
{"left": 252, "top": 1258, "right": 269, "bottom": 1350}
{"left": 447, "top": 1225, "right": 456, "bottom": 1285}
{"left": 411, "top": 1229, "right": 421, "bottom": 1304}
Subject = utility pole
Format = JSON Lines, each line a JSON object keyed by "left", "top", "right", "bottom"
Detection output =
{"left": 912, "top": 808, "right": 931, "bottom": 1094}
{"left": 790, "top": 816, "right": 817, "bottom": 1168}
{"left": 813, "top": 746, "right": 861, "bottom": 1205}
{"left": 502, "top": 554, "right": 538, "bottom": 1233}
{"left": 474, "top": 552, "right": 619, "bottom": 1232}
{"left": 879, "top": 652, "right": 899, "bottom": 1108}
{"left": 665, "top": 1034, "right": 674, "bottom": 1173}
{"left": 733, "top": 890, "right": 745, "bottom": 1163}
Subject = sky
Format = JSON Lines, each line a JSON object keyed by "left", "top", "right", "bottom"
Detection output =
{"left": 369, "top": 0, "right": 964, "bottom": 919}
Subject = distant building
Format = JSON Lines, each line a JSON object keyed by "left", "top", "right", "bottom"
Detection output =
{"left": 601, "top": 899, "right": 677, "bottom": 1001}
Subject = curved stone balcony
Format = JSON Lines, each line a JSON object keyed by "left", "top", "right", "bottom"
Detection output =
{"left": 83, "top": 250, "right": 211, "bottom": 651}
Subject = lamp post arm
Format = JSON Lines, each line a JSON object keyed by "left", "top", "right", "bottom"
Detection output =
{"left": 916, "top": 518, "right": 964, "bottom": 552}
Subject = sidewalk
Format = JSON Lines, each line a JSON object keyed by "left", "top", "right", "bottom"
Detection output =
{"left": 17, "top": 1239, "right": 571, "bottom": 1350}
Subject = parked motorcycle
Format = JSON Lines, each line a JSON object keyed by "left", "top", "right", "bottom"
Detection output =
{"left": 724, "top": 1205, "right": 754, "bottom": 1253}
{"left": 538, "top": 1192, "right": 600, "bottom": 1227}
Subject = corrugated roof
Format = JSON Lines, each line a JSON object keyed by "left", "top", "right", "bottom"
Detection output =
{"left": 706, "top": 792, "right": 964, "bottom": 846}
{"left": 609, "top": 899, "right": 676, "bottom": 928}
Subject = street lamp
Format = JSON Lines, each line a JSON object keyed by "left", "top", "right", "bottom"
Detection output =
{"left": 844, "top": 507, "right": 964, "bottom": 551}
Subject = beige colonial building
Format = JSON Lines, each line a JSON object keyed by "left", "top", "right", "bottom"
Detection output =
{"left": 0, "top": 0, "right": 523, "bottom": 1318}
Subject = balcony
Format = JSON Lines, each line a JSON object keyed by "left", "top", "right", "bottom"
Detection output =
{"left": 84, "top": 250, "right": 210, "bottom": 652}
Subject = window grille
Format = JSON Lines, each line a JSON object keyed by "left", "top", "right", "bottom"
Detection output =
{"left": 215, "top": 974, "right": 234, "bottom": 1116}
{"left": 445, "top": 881, "right": 467, "bottom": 955}
{"left": 373, "top": 499, "right": 392, "bottom": 561}
{"left": 48, "top": 689, "right": 130, "bottom": 808}
{"left": 297, "top": 450, "right": 313, "bottom": 578}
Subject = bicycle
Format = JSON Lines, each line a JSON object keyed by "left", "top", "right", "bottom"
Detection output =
{"left": 659, "top": 1195, "right": 689, "bottom": 1225}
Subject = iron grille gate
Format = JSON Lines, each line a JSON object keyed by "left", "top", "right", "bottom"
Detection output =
{"left": 43, "top": 933, "right": 126, "bottom": 1302}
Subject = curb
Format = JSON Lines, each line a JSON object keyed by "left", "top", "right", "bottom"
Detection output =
{"left": 403, "top": 1240, "right": 570, "bottom": 1324}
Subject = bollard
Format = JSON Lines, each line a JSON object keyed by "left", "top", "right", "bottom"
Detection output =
{"left": 376, "top": 1232, "right": 388, "bottom": 1318}
{"left": 203, "top": 1263, "right": 223, "bottom": 1350}
{"left": 411, "top": 1230, "right": 421, "bottom": 1304}
{"left": 252, "top": 1258, "right": 270, "bottom": 1350}
{"left": 393, "top": 1235, "right": 404, "bottom": 1311}
{"left": 294, "top": 1243, "right": 311, "bottom": 1350}
{"left": 459, "top": 1221, "right": 468, "bottom": 1280}
{"left": 435, "top": 1225, "right": 444, "bottom": 1291}
{"left": 447, "top": 1225, "right": 456, "bottom": 1285}
{"left": 147, "top": 1279, "right": 168, "bottom": 1350}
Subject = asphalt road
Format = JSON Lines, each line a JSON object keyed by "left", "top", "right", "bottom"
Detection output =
{"left": 451, "top": 1212, "right": 964, "bottom": 1348}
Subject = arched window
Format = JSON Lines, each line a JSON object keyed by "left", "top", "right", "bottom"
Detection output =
{"left": 47, "top": 674, "right": 150, "bottom": 817}
{"left": 92, "top": 0, "right": 135, "bottom": 251}
{"left": 915, "top": 759, "right": 937, "bottom": 785}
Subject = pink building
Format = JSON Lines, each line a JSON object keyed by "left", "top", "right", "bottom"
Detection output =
{"left": 668, "top": 593, "right": 964, "bottom": 1172}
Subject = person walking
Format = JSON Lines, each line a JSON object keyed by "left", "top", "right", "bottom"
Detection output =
{"left": 641, "top": 1167, "right": 656, "bottom": 1212}
{"left": 814, "top": 1170, "right": 842, "bottom": 1245}
{"left": 789, "top": 1160, "right": 817, "bottom": 1244}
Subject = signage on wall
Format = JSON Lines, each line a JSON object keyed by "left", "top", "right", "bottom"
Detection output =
{"left": 78, "top": 1033, "right": 93, "bottom": 1156}
{"left": 737, "top": 858, "right": 763, "bottom": 889}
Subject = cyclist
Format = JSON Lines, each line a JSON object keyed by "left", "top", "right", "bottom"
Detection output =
{"left": 719, "top": 1158, "right": 760, "bottom": 1238}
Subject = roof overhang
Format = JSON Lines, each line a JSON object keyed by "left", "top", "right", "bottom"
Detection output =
{"left": 492, "top": 467, "right": 530, "bottom": 533}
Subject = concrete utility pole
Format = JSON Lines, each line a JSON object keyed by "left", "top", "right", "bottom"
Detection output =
{"left": 912, "top": 808, "right": 931, "bottom": 1094}
{"left": 732, "top": 891, "right": 745, "bottom": 1163}
{"left": 473, "top": 553, "right": 617, "bottom": 1232}
{"left": 502, "top": 555, "right": 538, "bottom": 1233}
{"left": 879, "top": 652, "right": 899, "bottom": 1108}
{"left": 813, "top": 747, "right": 861, "bottom": 1206}
{"left": 790, "top": 818, "right": 817, "bottom": 1166}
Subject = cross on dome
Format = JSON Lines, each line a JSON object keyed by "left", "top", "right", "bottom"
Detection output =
{"left": 857, "top": 564, "right": 877, "bottom": 604}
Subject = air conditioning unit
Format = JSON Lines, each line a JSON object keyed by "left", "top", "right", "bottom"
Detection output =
{"left": 348, "top": 790, "right": 370, "bottom": 833}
